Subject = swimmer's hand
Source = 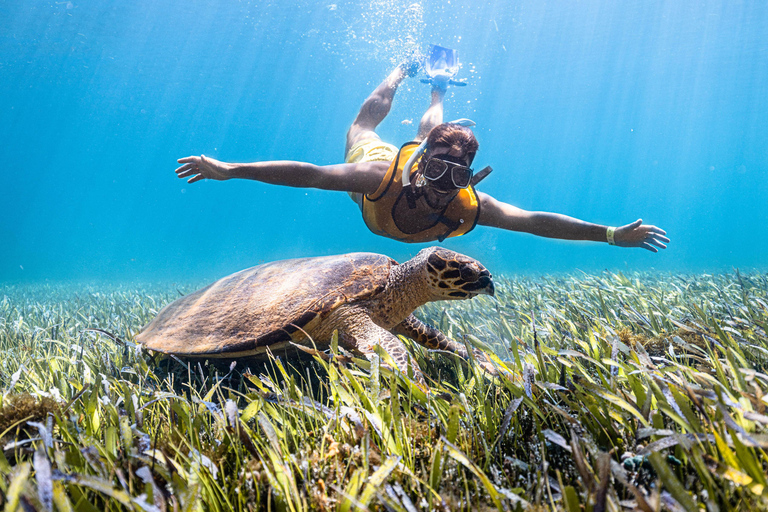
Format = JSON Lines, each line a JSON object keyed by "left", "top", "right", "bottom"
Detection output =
{"left": 614, "top": 219, "right": 670, "bottom": 252}
{"left": 176, "top": 155, "right": 232, "bottom": 183}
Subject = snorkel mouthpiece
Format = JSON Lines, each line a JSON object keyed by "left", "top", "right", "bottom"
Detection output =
{"left": 401, "top": 118, "right": 476, "bottom": 187}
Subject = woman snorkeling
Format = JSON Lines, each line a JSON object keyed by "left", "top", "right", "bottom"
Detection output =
{"left": 175, "top": 47, "right": 669, "bottom": 252}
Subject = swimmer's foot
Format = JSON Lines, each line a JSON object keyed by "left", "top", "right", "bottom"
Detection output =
{"left": 401, "top": 50, "right": 423, "bottom": 78}
{"left": 420, "top": 74, "right": 468, "bottom": 89}
{"left": 420, "top": 44, "right": 468, "bottom": 89}
{"left": 429, "top": 73, "right": 450, "bottom": 92}
{"left": 388, "top": 53, "right": 422, "bottom": 87}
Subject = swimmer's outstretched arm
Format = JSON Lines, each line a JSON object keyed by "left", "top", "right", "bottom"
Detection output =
{"left": 175, "top": 155, "right": 387, "bottom": 194}
{"left": 476, "top": 192, "right": 670, "bottom": 252}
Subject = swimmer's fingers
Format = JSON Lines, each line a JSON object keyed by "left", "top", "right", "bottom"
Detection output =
{"left": 643, "top": 225, "right": 670, "bottom": 242}
{"left": 645, "top": 236, "right": 668, "bottom": 250}
{"left": 628, "top": 230, "right": 667, "bottom": 251}
{"left": 176, "top": 154, "right": 229, "bottom": 182}
{"left": 629, "top": 231, "right": 668, "bottom": 251}
{"left": 615, "top": 222, "right": 669, "bottom": 252}
{"left": 175, "top": 163, "right": 197, "bottom": 178}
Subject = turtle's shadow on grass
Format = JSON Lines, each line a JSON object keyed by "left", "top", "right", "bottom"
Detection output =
{"left": 148, "top": 346, "right": 325, "bottom": 398}
{"left": 146, "top": 343, "right": 469, "bottom": 404}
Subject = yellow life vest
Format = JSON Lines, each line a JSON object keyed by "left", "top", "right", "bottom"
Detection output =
{"left": 361, "top": 142, "right": 480, "bottom": 243}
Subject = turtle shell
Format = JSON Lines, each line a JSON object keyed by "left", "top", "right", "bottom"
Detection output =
{"left": 136, "top": 252, "right": 395, "bottom": 356}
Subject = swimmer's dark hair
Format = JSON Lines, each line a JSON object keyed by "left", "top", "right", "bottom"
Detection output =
{"left": 425, "top": 123, "right": 479, "bottom": 164}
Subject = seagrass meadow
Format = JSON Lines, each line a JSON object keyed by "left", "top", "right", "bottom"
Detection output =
{"left": 1, "top": 271, "right": 768, "bottom": 511}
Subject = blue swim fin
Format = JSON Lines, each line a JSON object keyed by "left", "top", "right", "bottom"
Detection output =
{"left": 421, "top": 44, "right": 467, "bottom": 88}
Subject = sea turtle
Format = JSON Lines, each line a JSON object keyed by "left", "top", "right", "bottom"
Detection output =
{"left": 135, "top": 247, "right": 495, "bottom": 381}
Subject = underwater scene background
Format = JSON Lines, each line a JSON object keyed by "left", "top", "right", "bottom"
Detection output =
{"left": 2, "top": 0, "right": 767, "bottom": 283}
{"left": 3, "top": 2, "right": 768, "bottom": 511}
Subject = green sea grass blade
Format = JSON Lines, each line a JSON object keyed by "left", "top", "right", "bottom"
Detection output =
{"left": 428, "top": 442, "right": 444, "bottom": 505}
{"left": 562, "top": 485, "right": 580, "bottom": 512}
{"left": 362, "top": 408, "right": 399, "bottom": 455}
{"left": 4, "top": 462, "right": 31, "bottom": 512}
{"left": 648, "top": 452, "right": 698, "bottom": 512}
{"left": 52, "top": 481, "right": 75, "bottom": 512}
{"left": 358, "top": 456, "right": 400, "bottom": 507}
{"left": 338, "top": 467, "right": 366, "bottom": 512}
{"left": 441, "top": 437, "right": 505, "bottom": 511}
{"left": 584, "top": 384, "right": 650, "bottom": 427}
{"left": 59, "top": 473, "right": 138, "bottom": 510}
{"left": 729, "top": 427, "right": 768, "bottom": 489}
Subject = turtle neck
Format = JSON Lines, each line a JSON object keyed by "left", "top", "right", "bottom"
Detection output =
{"left": 366, "top": 254, "right": 432, "bottom": 327}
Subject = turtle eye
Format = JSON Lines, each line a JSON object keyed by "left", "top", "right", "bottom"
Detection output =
{"left": 460, "top": 265, "right": 479, "bottom": 282}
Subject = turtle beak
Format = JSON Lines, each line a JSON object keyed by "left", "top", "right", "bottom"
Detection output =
{"left": 462, "top": 271, "right": 495, "bottom": 297}
{"left": 480, "top": 275, "right": 495, "bottom": 297}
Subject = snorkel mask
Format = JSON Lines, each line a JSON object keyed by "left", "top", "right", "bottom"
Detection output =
{"left": 423, "top": 155, "right": 473, "bottom": 189}
{"left": 402, "top": 118, "right": 493, "bottom": 190}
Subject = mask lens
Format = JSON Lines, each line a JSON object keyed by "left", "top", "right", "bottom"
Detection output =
{"left": 431, "top": 172, "right": 456, "bottom": 191}
{"left": 451, "top": 166, "right": 472, "bottom": 188}
{"left": 424, "top": 158, "right": 448, "bottom": 180}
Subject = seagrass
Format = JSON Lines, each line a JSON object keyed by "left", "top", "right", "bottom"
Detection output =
{"left": 1, "top": 270, "right": 767, "bottom": 511}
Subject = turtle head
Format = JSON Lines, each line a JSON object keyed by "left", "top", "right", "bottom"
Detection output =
{"left": 417, "top": 247, "right": 494, "bottom": 300}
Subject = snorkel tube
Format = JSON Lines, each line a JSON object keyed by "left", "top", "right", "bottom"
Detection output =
{"left": 401, "top": 118, "right": 476, "bottom": 187}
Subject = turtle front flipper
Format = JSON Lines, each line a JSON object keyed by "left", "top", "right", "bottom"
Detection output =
{"left": 393, "top": 315, "right": 496, "bottom": 376}
{"left": 337, "top": 312, "right": 425, "bottom": 383}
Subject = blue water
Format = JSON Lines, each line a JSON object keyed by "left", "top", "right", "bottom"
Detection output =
{"left": 2, "top": 0, "right": 767, "bottom": 283}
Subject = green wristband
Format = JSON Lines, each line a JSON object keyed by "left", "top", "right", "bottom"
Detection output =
{"left": 606, "top": 227, "right": 616, "bottom": 245}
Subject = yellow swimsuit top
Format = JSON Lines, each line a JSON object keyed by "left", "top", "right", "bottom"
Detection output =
{"left": 361, "top": 142, "right": 480, "bottom": 243}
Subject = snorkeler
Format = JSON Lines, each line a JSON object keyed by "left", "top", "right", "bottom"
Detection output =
{"left": 175, "top": 46, "right": 669, "bottom": 252}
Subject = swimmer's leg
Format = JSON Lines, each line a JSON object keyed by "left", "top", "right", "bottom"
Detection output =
{"left": 416, "top": 85, "right": 446, "bottom": 142}
{"left": 346, "top": 63, "right": 415, "bottom": 156}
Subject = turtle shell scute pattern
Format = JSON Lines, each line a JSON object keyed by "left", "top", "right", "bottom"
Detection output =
{"left": 135, "top": 253, "right": 395, "bottom": 355}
